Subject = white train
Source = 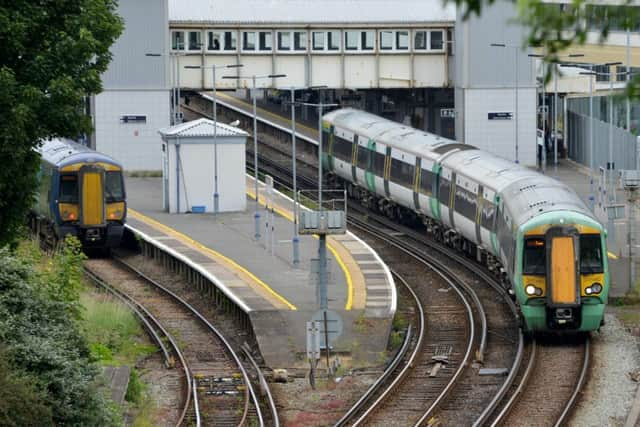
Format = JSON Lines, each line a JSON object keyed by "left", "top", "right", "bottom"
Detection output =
{"left": 322, "top": 108, "right": 608, "bottom": 332}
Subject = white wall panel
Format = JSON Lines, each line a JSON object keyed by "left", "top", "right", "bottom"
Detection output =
{"left": 345, "top": 56, "right": 377, "bottom": 88}
{"left": 310, "top": 56, "right": 341, "bottom": 87}
{"left": 274, "top": 56, "right": 306, "bottom": 88}
{"left": 379, "top": 56, "right": 412, "bottom": 88}
{"left": 95, "top": 90, "right": 170, "bottom": 171}
{"left": 414, "top": 56, "right": 447, "bottom": 87}
{"left": 204, "top": 55, "right": 244, "bottom": 89}
{"left": 463, "top": 87, "right": 536, "bottom": 166}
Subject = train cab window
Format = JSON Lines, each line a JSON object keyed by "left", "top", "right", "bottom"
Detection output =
{"left": 59, "top": 174, "right": 78, "bottom": 203}
{"left": 523, "top": 238, "right": 546, "bottom": 275}
{"left": 390, "top": 157, "right": 414, "bottom": 188}
{"left": 580, "top": 234, "right": 603, "bottom": 274}
{"left": 105, "top": 172, "right": 124, "bottom": 203}
{"left": 438, "top": 176, "right": 451, "bottom": 205}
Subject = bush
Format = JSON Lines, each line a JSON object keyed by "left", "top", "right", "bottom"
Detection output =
{"left": 0, "top": 239, "right": 120, "bottom": 425}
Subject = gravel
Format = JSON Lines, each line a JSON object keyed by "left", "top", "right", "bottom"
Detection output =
{"left": 569, "top": 312, "right": 640, "bottom": 427}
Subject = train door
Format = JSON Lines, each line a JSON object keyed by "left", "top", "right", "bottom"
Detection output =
{"left": 546, "top": 227, "right": 581, "bottom": 325}
{"left": 383, "top": 146, "right": 391, "bottom": 198}
{"left": 351, "top": 134, "right": 358, "bottom": 183}
{"left": 413, "top": 158, "right": 421, "bottom": 211}
{"left": 437, "top": 167, "right": 454, "bottom": 228}
{"left": 79, "top": 165, "right": 105, "bottom": 227}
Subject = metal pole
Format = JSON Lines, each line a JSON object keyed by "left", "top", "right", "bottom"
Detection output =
{"left": 291, "top": 88, "right": 300, "bottom": 266}
{"left": 589, "top": 65, "right": 595, "bottom": 211}
{"left": 253, "top": 75, "right": 261, "bottom": 239}
{"left": 172, "top": 54, "right": 177, "bottom": 125}
{"left": 542, "top": 61, "right": 546, "bottom": 173}
{"left": 629, "top": 193, "right": 635, "bottom": 294}
{"left": 177, "top": 55, "right": 182, "bottom": 123}
{"left": 213, "top": 66, "right": 219, "bottom": 214}
{"left": 627, "top": 28, "right": 631, "bottom": 131}
{"left": 554, "top": 63, "right": 559, "bottom": 166}
{"left": 515, "top": 48, "right": 519, "bottom": 163}
{"left": 609, "top": 73, "right": 614, "bottom": 203}
{"left": 176, "top": 142, "right": 181, "bottom": 213}
{"left": 318, "top": 103, "right": 323, "bottom": 211}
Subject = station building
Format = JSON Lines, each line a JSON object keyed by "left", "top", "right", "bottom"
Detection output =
{"left": 91, "top": 0, "right": 640, "bottom": 172}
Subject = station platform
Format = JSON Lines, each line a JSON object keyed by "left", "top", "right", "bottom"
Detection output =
{"left": 124, "top": 175, "right": 396, "bottom": 367}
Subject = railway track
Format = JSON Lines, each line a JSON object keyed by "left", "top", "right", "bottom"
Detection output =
{"left": 192, "top": 97, "right": 591, "bottom": 425}
{"left": 84, "top": 255, "right": 277, "bottom": 426}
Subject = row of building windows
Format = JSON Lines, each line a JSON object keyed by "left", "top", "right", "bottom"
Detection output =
{"left": 171, "top": 29, "right": 447, "bottom": 53}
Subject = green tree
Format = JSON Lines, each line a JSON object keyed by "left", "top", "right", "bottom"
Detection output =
{"left": 449, "top": 0, "right": 640, "bottom": 94}
{"left": 0, "top": 1, "right": 123, "bottom": 246}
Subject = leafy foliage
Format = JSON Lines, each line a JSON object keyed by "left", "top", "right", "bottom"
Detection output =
{"left": 0, "top": 238, "right": 120, "bottom": 425}
{"left": 448, "top": 0, "right": 640, "bottom": 94}
{"left": 0, "top": 1, "right": 123, "bottom": 246}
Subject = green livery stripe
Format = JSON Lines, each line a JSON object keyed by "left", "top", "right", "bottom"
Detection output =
{"left": 431, "top": 163, "right": 441, "bottom": 220}
{"left": 366, "top": 139, "right": 376, "bottom": 192}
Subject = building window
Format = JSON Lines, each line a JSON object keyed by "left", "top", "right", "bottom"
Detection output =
{"left": 380, "top": 31, "right": 393, "bottom": 50}
{"left": 259, "top": 31, "right": 272, "bottom": 51}
{"left": 294, "top": 31, "right": 307, "bottom": 51}
{"left": 313, "top": 31, "right": 324, "bottom": 50}
{"left": 172, "top": 31, "right": 185, "bottom": 50}
{"left": 396, "top": 31, "right": 409, "bottom": 50}
{"left": 593, "top": 64, "right": 610, "bottom": 82}
{"left": 243, "top": 31, "right": 256, "bottom": 50}
{"left": 414, "top": 31, "right": 427, "bottom": 50}
{"left": 225, "top": 31, "right": 237, "bottom": 51}
{"left": 278, "top": 31, "right": 291, "bottom": 50}
{"left": 361, "top": 30, "right": 374, "bottom": 50}
{"left": 188, "top": 31, "right": 202, "bottom": 50}
{"left": 328, "top": 31, "right": 340, "bottom": 50}
{"left": 430, "top": 30, "right": 444, "bottom": 50}
{"left": 208, "top": 31, "right": 221, "bottom": 50}
{"left": 345, "top": 31, "right": 358, "bottom": 50}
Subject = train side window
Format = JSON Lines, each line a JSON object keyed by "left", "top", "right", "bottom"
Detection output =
{"left": 438, "top": 175, "right": 450, "bottom": 205}
{"left": 357, "top": 145, "right": 369, "bottom": 170}
{"left": 59, "top": 174, "right": 78, "bottom": 203}
{"left": 454, "top": 186, "right": 477, "bottom": 221}
{"left": 420, "top": 168, "right": 434, "bottom": 196}
{"left": 480, "top": 200, "right": 495, "bottom": 230}
{"left": 373, "top": 151, "right": 385, "bottom": 177}
{"left": 523, "top": 238, "right": 546, "bottom": 275}
{"left": 332, "top": 136, "right": 352, "bottom": 162}
{"left": 580, "top": 234, "right": 603, "bottom": 274}
{"left": 390, "top": 157, "right": 414, "bottom": 188}
{"left": 105, "top": 172, "right": 124, "bottom": 202}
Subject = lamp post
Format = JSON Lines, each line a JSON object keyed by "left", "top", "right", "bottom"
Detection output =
{"left": 288, "top": 85, "right": 328, "bottom": 266}
{"left": 185, "top": 63, "right": 243, "bottom": 215}
{"left": 223, "top": 73, "right": 287, "bottom": 240}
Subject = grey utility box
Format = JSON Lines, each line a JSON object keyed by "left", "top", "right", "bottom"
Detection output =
{"left": 298, "top": 210, "right": 346, "bottom": 235}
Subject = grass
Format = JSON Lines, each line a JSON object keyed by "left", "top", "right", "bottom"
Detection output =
{"left": 127, "top": 170, "right": 162, "bottom": 178}
{"left": 80, "top": 289, "right": 157, "bottom": 366}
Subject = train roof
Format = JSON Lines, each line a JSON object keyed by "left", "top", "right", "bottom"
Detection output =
{"left": 37, "top": 138, "right": 123, "bottom": 169}
{"left": 324, "top": 108, "right": 596, "bottom": 226}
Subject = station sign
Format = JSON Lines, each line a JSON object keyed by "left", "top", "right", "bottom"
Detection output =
{"left": 488, "top": 112, "right": 513, "bottom": 120}
{"left": 440, "top": 108, "right": 456, "bottom": 118}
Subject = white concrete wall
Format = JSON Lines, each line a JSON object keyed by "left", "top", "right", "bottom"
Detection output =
{"left": 94, "top": 90, "right": 170, "bottom": 171}
{"left": 167, "top": 139, "right": 246, "bottom": 213}
{"left": 463, "top": 87, "right": 537, "bottom": 166}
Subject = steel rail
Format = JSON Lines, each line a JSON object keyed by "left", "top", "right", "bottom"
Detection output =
{"left": 554, "top": 337, "right": 590, "bottom": 427}
{"left": 334, "top": 271, "right": 422, "bottom": 426}
{"left": 112, "top": 255, "right": 264, "bottom": 427}
{"left": 346, "top": 217, "right": 479, "bottom": 427}
{"left": 84, "top": 267, "right": 193, "bottom": 427}
{"left": 490, "top": 339, "right": 538, "bottom": 427}
{"left": 241, "top": 344, "right": 280, "bottom": 427}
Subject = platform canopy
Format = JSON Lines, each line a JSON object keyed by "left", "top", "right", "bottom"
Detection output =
{"left": 159, "top": 118, "right": 248, "bottom": 140}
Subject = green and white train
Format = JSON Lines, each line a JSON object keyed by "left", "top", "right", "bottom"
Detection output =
{"left": 322, "top": 108, "right": 607, "bottom": 332}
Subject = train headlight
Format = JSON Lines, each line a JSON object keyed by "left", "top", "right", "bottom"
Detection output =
{"left": 525, "top": 285, "right": 543, "bottom": 296}
{"left": 586, "top": 283, "right": 603, "bottom": 295}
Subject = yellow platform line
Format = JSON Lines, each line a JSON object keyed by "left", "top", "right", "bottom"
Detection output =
{"left": 128, "top": 208, "right": 297, "bottom": 310}
{"left": 246, "top": 187, "right": 354, "bottom": 311}
{"left": 216, "top": 91, "right": 318, "bottom": 136}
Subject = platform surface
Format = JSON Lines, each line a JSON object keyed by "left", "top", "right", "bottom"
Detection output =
{"left": 125, "top": 175, "right": 395, "bottom": 366}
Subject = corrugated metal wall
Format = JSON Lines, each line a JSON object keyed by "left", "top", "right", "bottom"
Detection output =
{"left": 568, "top": 110, "right": 638, "bottom": 171}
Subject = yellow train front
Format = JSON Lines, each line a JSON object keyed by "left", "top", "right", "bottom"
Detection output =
{"left": 32, "top": 138, "right": 126, "bottom": 250}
